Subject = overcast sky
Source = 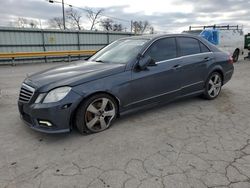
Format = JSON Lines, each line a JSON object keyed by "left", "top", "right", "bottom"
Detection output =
{"left": 0, "top": 0, "right": 249, "bottom": 33}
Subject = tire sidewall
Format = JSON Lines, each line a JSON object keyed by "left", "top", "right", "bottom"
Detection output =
{"left": 233, "top": 50, "right": 239, "bottom": 62}
{"left": 75, "top": 93, "right": 118, "bottom": 134}
{"left": 204, "top": 72, "right": 222, "bottom": 100}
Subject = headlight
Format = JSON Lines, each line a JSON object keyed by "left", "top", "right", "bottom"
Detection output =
{"left": 35, "top": 93, "right": 46, "bottom": 104}
{"left": 37, "top": 87, "right": 71, "bottom": 104}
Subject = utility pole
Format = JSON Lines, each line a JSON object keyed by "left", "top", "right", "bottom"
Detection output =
{"left": 131, "top": 20, "right": 133, "bottom": 33}
{"left": 49, "top": 0, "right": 66, "bottom": 30}
{"left": 62, "top": 0, "right": 66, "bottom": 30}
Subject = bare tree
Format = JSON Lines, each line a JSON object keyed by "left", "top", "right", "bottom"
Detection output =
{"left": 48, "top": 17, "right": 64, "bottom": 30}
{"left": 149, "top": 26, "right": 154, "bottom": 34}
{"left": 100, "top": 18, "right": 113, "bottom": 31}
{"left": 132, "top": 21, "right": 152, "bottom": 34}
{"left": 66, "top": 8, "right": 82, "bottom": 30}
{"left": 29, "top": 20, "right": 38, "bottom": 28}
{"left": 13, "top": 17, "right": 39, "bottom": 28}
{"left": 113, "top": 23, "right": 123, "bottom": 31}
{"left": 86, "top": 8, "right": 103, "bottom": 30}
{"left": 100, "top": 18, "right": 123, "bottom": 32}
{"left": 15, "top": 17, "right": 28, "bottom": 28}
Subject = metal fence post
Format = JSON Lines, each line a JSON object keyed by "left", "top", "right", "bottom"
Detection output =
{"left": 11, "top": 57, "right": 15, "bottom": 66}
{"left": 77, "top": 31, "right": 81, "bottom": 60}
{"left": 41, "top": 29, "right": 47, "bottom": 63}
{"left": 107, "top": 32, "right": 110, "bottom": 45}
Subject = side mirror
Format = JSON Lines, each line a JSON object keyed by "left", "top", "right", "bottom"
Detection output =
{"left": 138, "top": 55, "right": 156, "bottom": 70}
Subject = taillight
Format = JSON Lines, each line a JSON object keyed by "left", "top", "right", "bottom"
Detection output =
{"left": 228, "top": 56, "right": 234, "bottom": 64}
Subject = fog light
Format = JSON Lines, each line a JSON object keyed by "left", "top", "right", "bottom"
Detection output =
{"left": 38, "top": 120, "right": 52, "bottom": 127}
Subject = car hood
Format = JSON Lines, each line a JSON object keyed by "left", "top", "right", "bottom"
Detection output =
{"left": 24, "top": 61, "right": 126, "bottom": 92}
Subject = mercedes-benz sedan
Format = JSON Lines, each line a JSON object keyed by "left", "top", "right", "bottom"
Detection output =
{"left": 18, "top": 34, "right": 234, "bottom": 134}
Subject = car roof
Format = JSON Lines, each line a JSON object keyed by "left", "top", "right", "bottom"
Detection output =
{"left": 120, "top": 33, "right": 221, "bottom": 53}
{"left": 122, "top": 33, "right": 202, "bottom": 41}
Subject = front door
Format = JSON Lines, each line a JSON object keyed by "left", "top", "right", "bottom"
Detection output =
{"left": 126, "top": 37, "right": 182, "bottom": 108}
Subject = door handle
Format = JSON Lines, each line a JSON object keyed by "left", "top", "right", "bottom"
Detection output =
{"left": 203, "top": 57, "right": 212, "bottom": 62}
{"left": 172, "top": 64, "right": 182, "bottom": 70}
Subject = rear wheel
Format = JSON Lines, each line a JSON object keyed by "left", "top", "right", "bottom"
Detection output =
{"left": 233, "top": 49, "right": 239, "bottom": 62}
{"left": 203, "top": 72, "right": 222, "bottom": 100}
{"left": 75, "top": 94, "right": 118, "bottom": 134}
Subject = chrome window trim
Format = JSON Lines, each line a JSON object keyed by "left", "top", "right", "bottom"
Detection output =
{"left": 141, "top": 35, "right": 213, "bottom": 65}
{"left": 155, "top": 52, "right": 213, "bottom": 64}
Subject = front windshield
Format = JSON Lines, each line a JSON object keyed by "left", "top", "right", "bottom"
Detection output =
{"left": 89, "top": 39, "right": 149, "bottom": 64}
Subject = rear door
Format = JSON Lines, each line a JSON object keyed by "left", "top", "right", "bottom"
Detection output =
{"left": 177, "top": 37, "right": 213, "bottom": 94}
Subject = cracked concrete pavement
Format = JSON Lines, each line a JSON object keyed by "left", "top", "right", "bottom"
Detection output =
{"left": 0, "top": 59, "right": 250, "bottom": 188}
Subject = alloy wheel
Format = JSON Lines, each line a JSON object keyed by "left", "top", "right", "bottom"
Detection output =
{"left": 85, "top": 97, "right": 116, "bottom": 132}
{"left": 207, "top": 74, "right": 222, "bottom": 98}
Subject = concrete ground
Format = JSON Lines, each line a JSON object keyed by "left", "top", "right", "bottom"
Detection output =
{"left": 0, "top": 59, "right": 250, "bottom": 188}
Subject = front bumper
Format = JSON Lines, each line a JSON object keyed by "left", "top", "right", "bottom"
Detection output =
{"left": 18, "top": 90, "right": 82, "bottom": 134}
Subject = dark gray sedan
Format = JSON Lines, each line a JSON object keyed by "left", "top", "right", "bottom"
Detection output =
{"left": 18, "top": 34, "right": 234, "bottom": 134}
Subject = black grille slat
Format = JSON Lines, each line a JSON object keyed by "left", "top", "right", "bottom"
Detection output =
{"left": 19, "top": 98, "right": 29, "bottom": 102}
{"left": 21, "top": 87, "right": 33, "bottom": 92}
{"left": 18, "top": 84, "right": 35, "bottom": 103}
{"left": 20, "top": 89, "right": 33, "bottom": 95}
{"left": 19, "top": 97, "right": 30, "bottom": 101}
{"left": 20, "top": 93, "right": 32, "bottom": 98}
{"left": 19, "top": 96, "right": 30, "bottom": 100}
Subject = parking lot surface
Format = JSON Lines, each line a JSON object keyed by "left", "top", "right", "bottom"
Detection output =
{"left": 0, "top": 59, "right": 250, "bottom": 188}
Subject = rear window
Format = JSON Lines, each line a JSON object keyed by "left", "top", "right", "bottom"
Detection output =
{"left": 178, "top": 37, "right": 201, "bottom": 56}
{"left": 200, "top": 42, "right": 210, "bottom": 53}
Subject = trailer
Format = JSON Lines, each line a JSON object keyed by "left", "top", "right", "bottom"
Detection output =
{"left": 184, "top": 25, "right": 245, "bottom": 62}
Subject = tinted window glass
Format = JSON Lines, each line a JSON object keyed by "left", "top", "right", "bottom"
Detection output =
{"left": 200, "top": 42, "right": 210, "bottom": 53}
{"left": 145, "top": 38, "right": 177, "bottom": 62}
{"left": 89, "top": 39, "right": 148, "bottom": 64}
{"left": 179, "top": 37, "right": 201, "bottom": 56}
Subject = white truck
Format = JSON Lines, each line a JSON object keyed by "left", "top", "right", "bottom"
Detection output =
{"left": 184, "top": 25, "right": 245, "bottom": 62}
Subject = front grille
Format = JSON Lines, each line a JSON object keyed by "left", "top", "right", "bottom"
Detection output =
{"left": 19, "top": 83, "right": 35, "bottom": 103}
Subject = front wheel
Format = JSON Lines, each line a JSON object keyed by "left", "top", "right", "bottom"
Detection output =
{"left": 75, "top": 94, "right": 118, "bottom": 134}
{"left": 203, "top": 72, "right": 222, "bottom": 100}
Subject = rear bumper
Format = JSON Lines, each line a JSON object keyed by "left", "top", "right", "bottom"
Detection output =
{"left": 18, "top": 90, "right": 82, "bottom": 134}
{"left": 224, "top": 68, "right": 234, "bottom": 85}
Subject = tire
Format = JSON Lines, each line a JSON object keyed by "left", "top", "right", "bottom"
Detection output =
{"left": 75, "top": 93, "right": 118, "bottom": 134}
{"left": 233, "top": 49, "right": 239, "bottom": 62}
{"left": 203, "top": 72, "right": 223, "bottom": 100}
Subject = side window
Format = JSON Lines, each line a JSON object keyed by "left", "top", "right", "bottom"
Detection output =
{"left": 179, "top": 37, "right": 201, "bottom": 56}
{"left": 200, "top": 42, "right": 210, "bottom": 53}
{"left": 145, "top": 38, "right": 177, "bottom": 62}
